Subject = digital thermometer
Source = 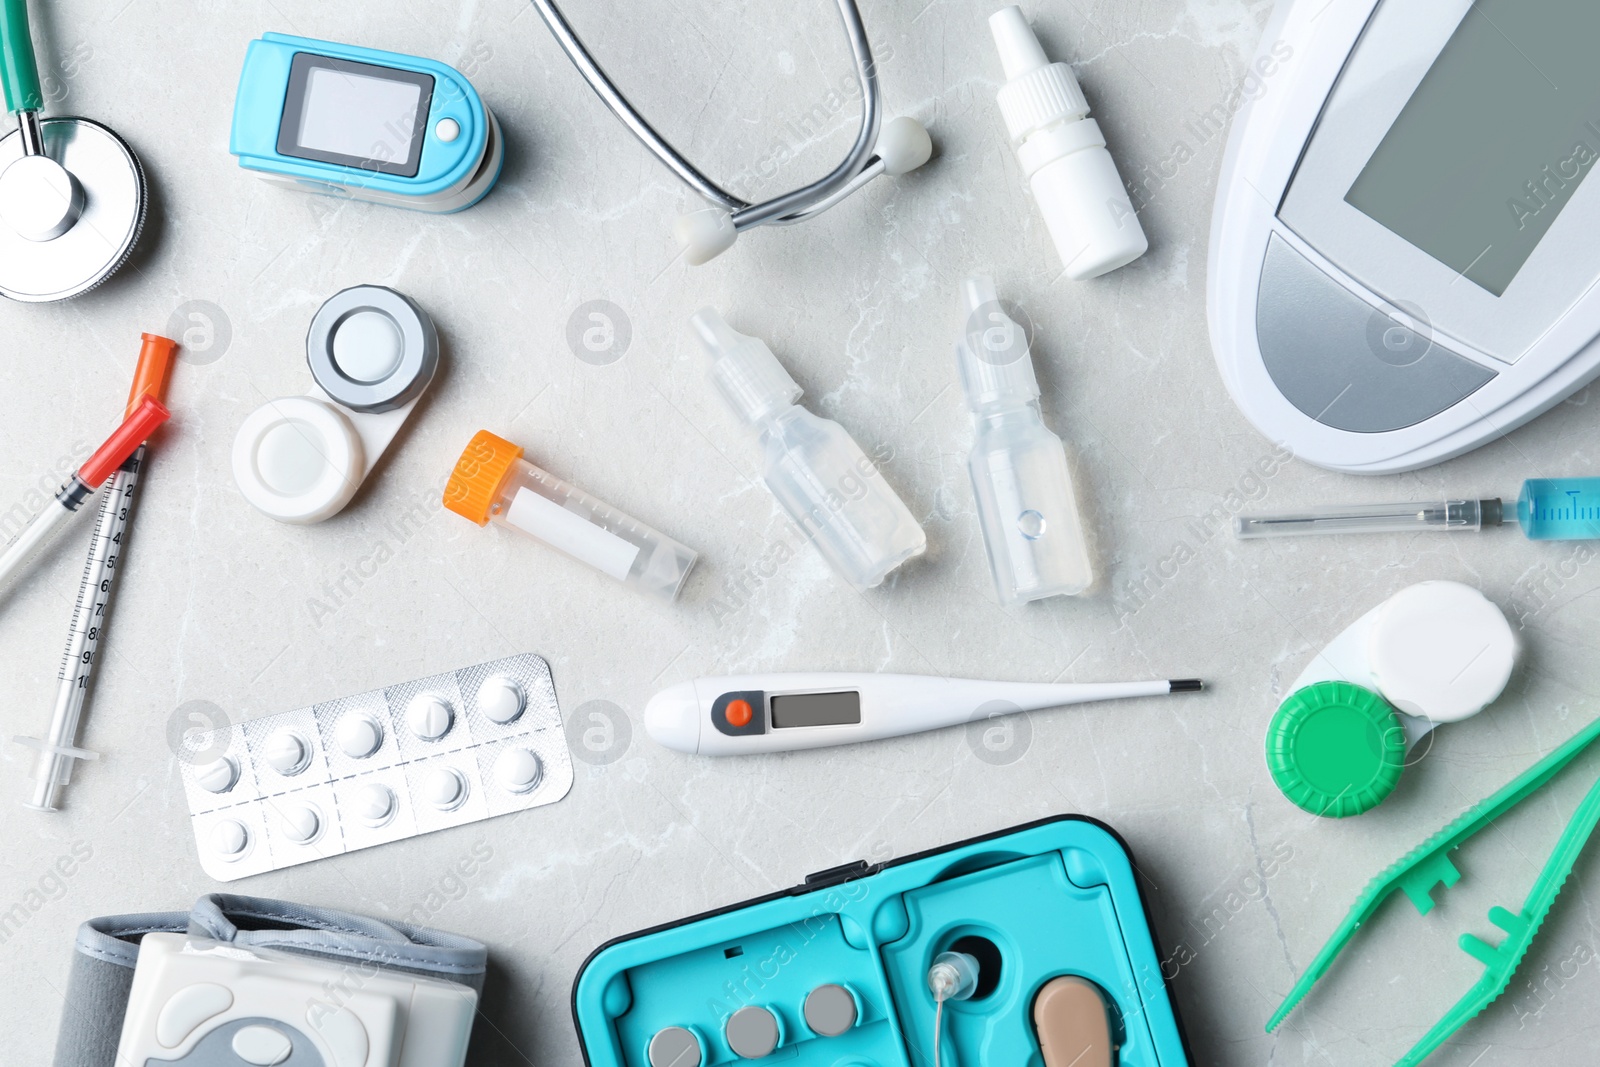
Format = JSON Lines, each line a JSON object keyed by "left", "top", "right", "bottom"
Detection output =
{"left": 644, "top": 673, "right": 1203, "bottom": 756}
{"left": 231, "top": 33, "right": 502, "bottom": 213}
{"left": 1209, "top": 0, "right": 1600, "bottom": 473}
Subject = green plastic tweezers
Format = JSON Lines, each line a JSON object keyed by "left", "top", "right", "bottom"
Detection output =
{"left": 1267, "top": 714, "right": 1600, "bottom": 1067}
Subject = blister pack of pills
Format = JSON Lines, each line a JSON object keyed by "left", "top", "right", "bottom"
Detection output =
{"left": 181, "top": 653, "right": 572, "bottom": 881}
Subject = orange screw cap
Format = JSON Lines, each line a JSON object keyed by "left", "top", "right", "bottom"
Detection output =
{"left": 443, "top": 430, "right": 525, "bottom": 525}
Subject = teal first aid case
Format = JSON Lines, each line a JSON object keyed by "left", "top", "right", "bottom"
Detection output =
{"left": 572, "top": 815, "right": 1192, "bottom": 1065}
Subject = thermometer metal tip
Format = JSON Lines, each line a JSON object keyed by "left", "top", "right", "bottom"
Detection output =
{"left": 1169, "top": 679, "right": 1204, "bottom": 692}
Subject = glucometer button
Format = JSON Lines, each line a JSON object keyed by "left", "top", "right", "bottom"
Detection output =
{"left": 232, "top": 1024, "right": 294, "bottom": 1066}
{"left": 332, "top": 310, "right": 405, "bottom": 384}
{"left": 354, "top": 783, "right": 396, "bottom": 826}
{"left": 494, "top": 747, "right": 543, "bottom": 794}
{"left": 725, "top": 699, "right": 753, "bottom": 728}
{"left": 436, "top": 118, "right": 461, "bottom": 143}
{"left": 725, "top": 1006, "right": 780, "bottom": 1059}
{"left": 156, "top": 983, "right": 233, "bottom": 1047}
{"left": 1255, "top": 235, "right": 1495, "bottom": 432}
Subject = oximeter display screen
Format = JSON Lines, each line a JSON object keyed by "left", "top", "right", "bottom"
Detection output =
{"left": 279, "top": 53, "right": 434, "bottom": 177}
{"left": 770, "top": 692, "right": 861, "bottom": 729}
{"left": 1345, "top": 0, "right": 1600, "bottom": 296}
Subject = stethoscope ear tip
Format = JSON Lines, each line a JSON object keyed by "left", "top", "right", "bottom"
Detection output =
{"left": 878, "top": 116, "right": 934, "bottom": 176}
{"left": 675, "top": 206, "right": 738, "bottom": 265}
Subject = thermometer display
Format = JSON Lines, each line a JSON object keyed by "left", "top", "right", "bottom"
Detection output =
{"left": 770, "top": 691, "right": 861, "bottom": 729}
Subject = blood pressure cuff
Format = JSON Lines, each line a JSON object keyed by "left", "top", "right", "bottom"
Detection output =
{"left": 51, "top": 893, "right": 488, "bottom": 1067}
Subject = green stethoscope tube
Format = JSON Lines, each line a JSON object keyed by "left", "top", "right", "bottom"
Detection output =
{"left": 1, "top": 0, "right": 43, "bottom": 114}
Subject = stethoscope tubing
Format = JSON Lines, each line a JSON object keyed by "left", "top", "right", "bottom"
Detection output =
{"left": 528, "top": 0, "right": 884, "bottom": 232}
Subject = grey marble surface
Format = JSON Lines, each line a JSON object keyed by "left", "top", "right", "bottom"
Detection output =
{"left": 3, "top": 0, "right": 1600, "bottom": 1064}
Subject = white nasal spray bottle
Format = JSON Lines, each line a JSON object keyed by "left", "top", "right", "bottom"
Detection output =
{"left": 988, "top": 6, "right": 1146, "bottom": 280}
{"left": 692, "top": 309, "right": 927, "bottom": 590}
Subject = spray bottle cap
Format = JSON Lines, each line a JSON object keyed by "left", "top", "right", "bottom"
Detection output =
{"left": 988, "top": 6, "right": 1090, "bottom": 143}
{"left": 692, "top": 309, "right": 803, "bottom": 424}
{"left": 956, "top": 276, "right": 1040, "bottom": 409}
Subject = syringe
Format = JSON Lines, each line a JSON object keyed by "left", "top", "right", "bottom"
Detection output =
{"left": 1236, "top": 480, "right": 1600, "bottom": 541}
{"left": 0, "top": 396, "right": 169, "bottom": 603}
{"left": 16, "top": 335, "right": 176, "bottom": 811}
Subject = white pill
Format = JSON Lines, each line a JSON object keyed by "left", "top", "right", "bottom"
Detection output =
{"left": 494, "top": 748, "right": 543, "bottom": 794}
{"left": 353, "top": 783, "right": 396, "bottom": 827}
{"left": 280, "top": 803, "right": 321, "bottom": 844}
{"left": 210, "top": 820, "right": 249, "bottom": 858}
{"left": 407, "top": 694, "right": 454, "bottom": 741}
{"left": 423, "top": 767, "right": 468, "bottom": 810}
{"left": 194, "top": 756, "right": 239, "bottom": 794}
{"left": 263, "top": 731, "right": 310, "bottom": 776}
{"left": 335, "top": 714, "right": 384, "bottom": 759}
{"left": 477, "top": 676, "right": 525, "bottom": 724}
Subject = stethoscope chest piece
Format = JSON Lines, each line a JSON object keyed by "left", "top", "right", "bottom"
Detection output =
{"left": 0, "top": 117, "right": 146, "bottom": 302}
{"left": 1, "top": 0, "right": 149, "bottom": 302}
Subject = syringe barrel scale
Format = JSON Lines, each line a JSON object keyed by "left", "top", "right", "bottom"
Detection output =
{"left": 24, "top": 448, "right": 143, "bottom": 811}
{"left": 1518, "top": 479, "right": 1600, "bottom": 540}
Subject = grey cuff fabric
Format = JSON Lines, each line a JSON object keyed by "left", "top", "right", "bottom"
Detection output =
{"left": 57, "top": 910, "right": 191, "bottom": 1067}
{"left": 53, "top": 895, "right": 488, "bottom": 1067}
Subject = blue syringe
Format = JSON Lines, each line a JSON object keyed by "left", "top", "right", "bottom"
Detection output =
{"left": 1235, "top": 478, "right": 1600, "bottom": 541}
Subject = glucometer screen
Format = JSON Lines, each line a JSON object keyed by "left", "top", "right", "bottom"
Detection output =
{"left": 279, "top": 53, "right": 434, "bottom": 177}
{"left": 1345, "top": 0, "right": 1600, "bottom": 296}
{"left": 770, "top": 692, "right": 861, "bottom": 729}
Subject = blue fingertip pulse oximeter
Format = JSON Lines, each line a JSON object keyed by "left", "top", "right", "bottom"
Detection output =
{"left": 231, "top": 33, "right": 503, "bottom": 213}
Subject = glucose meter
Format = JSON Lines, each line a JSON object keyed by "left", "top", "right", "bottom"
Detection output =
{"left": 233, "top": 285, "right": 438, "bottom": 524}
{"left": 1210, "top": 0, "right": 1600, "bottom": 473}
{"left": 231, "top": 33, "right": 502, "bottom": 213}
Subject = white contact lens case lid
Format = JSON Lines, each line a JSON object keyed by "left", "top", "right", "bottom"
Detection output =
{"left": 1287, "top": 580, "right": 1517, "bottom": 749}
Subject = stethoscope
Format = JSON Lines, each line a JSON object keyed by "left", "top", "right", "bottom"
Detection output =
{"left": 0, "top": 0, "right": 147, "bottom": 301}
{"left": 529, "top": 0, "right": 932, "bottom": 264}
